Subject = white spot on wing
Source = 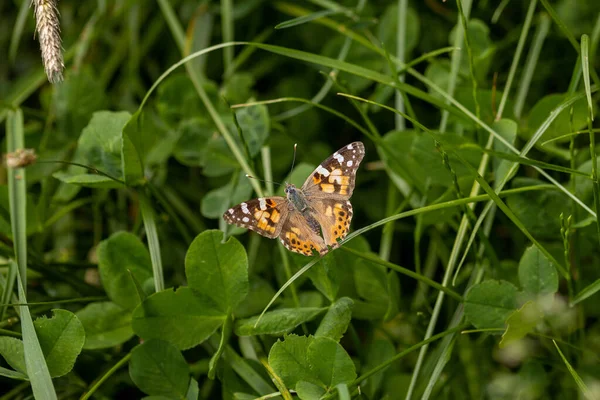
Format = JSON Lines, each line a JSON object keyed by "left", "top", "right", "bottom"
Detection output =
{"left": 258, "top": 198, "right": 267, "bottom": 210}
{"left": 347, "top": 144, "right": 353, "bottom": 150}
{"left": 242, "top": 217, "right": 250, "bottom": 223}
{"left": 241, "top": 202, "right": 250, "bottom": 214}
{"left": 316, "top": 165, "right": 330, "bottom": 177}
{"left": 347, "top": 160, "right": 353, "bottom": 167}
{"left": 228, "top": 208, "right": 234, "bottom": 214}
{"left": 333, "top": 153, "right": 344, "bottom": 163}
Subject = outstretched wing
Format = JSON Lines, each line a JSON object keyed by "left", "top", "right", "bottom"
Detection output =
{"left": 311, "top": 198, "right": 353, "bottom": 249}
{"left": 301, "top": 141, "right": 365, "bottom": 199}
{"left": 223, "top": 197, "right": 288, "bottom": 239}
{"left": 278, "top": 210, "right": 328, "bottom": 256}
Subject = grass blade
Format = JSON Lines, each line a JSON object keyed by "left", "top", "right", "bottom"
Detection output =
{"left": 139, "top": 193, "right": 165, "bottom": 292}
{"left": 16, "top": 267, "right": 57, "bottom": 399}
{"left": 553, "top": 340, "right": 593, "bottom": 399}
{"left": 275, "top": 10, "right": 340, "bottom": 29}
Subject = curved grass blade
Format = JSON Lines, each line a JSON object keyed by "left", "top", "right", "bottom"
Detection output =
{"left": 275, "top": 10, "right": 340, "bottom": 29}
{"left": 553, "top": 340, "right": 593, "bottom": 399}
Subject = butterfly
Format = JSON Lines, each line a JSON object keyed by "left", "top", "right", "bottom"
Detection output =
{"left": 223, "top": 142, "right": 365, "bottom": 256}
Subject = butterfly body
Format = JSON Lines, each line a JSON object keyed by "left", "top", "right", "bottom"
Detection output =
{"left": 224, "top": 142, "right": 365, "bottom": 256}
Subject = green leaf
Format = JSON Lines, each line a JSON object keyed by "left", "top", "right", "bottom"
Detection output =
{"left": 500, "top": 301, "right": 543, "bottom": 348}
{"left": 525, "top": 94, "right": 588, "bottom": 142}
{"left": 361, "top": 338, "right": 396, "bottom": 399}
{"left": 295, "top": 380, "right": 326, "bottom": 400}
{"left": 307, "top": 336, "right": 356, "bottom": 388}
{"left": 121, "top": 125, "right": 145, "bottom": 186}
{"left": 235, "top": 308, "right": 325, "bottom": 336}
{"left": 129, "top": 339, "right": 190, "bottom": 398}
{"left": 98, "top": 232, "right": 153, "bottom": 310}
{"left": 173, "top": 119, "right": 213, "bottom": 167}
{"left": 268, "top": 335, "right": 356, "bottom": 391}
{"left": 185, "top": 230, "right": 249, "bottom": 312}
{"left": 132, "top": 287, "right": 226, "bottom": 350}
{"left": 53, "top": 110, "right": 131, "bottom": 185}
{"left": 0, "top": 336, "right": 26, "bottom": 374}
{"left": 201, "top": 171, "right": 253, "bottom": 219}
{"left": 377, "top": 5, "right": 420, "bottom": 55}
{"left": 209, "top": 312, "right": 233, "bottom": 380}
{"left": 76, "top": 302, "right": 134, "bottom": 350}
{"left": 464, "top": 280, "right": 518, "bottom": 330}
{"left": 518, "top": 245, "right": 559, "bottom": 296}
{"left": 268, "top": 335, "right": 320, "bottom": 388}
{"left": 34, "top": 309, "right": 85, "bottom": 378}
{"left": 506, "top": 178, "right": 570, "bottom": 240}
{"left": 232, "top": 103, "right": 270, "bottom": 157}
{"left": 0, "top": 185, "right": 40, "bottom": 236}
{"left": 315, "top": 297, "right": 353, "bottom": 342}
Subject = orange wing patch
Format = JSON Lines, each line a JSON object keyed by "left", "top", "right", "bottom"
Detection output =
{"left": 283, "top": 229, "right": 325, "bottom": 256}
{"left": 328, "top": 202, "right": 352, "bottom": 243}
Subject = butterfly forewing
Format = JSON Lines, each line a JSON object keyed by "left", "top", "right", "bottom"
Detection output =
{"left": 224, "top": 197, "right": 288, "bottom": 239}
{"left": 302, "top": 141, "right": 365, "bottom": 199}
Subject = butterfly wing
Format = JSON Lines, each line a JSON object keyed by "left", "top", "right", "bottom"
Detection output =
{"left": 301, "top": 141, "right": 365, "bottom": 200}
{"left": 310, "top": 198, "right": 353, "bottom": 249}
{"left": 278, "top": 210, "right": 328, "bottom": 256}
{"left": 223, "top": 197, "right": 288, "bottom": 239}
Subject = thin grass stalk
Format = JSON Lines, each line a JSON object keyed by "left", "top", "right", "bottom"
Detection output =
{"left": 395, "top": 0, "right": 408, "bottom": 130}
{"left": 221, "top": 0, "right": 234, "bottom": 71}
{"left": 439, "top": 0, "right": 472, "bottom": 133}
{"left": 497, "top": 0, "right": 538, "bottom": 119}
{"left": 6, "top": 109, "right": 27, "bottom": 293}
{"left": 514, "top": 13, "right": 550, "bottom": 118}
{"left": 138, "top": 193, "right": 165, "bottom": 292}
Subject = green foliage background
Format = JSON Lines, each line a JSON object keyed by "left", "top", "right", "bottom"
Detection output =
{"left": 1, "top": 0, "right": 600, "bottom": 399}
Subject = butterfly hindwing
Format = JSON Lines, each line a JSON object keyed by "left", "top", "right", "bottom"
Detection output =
{"left": 311, "top": 198, "right": 353, "bottom": 249}
{"left": 302, "top": 141, "right": 365, "bottom": 199}
{"left": 278, "top": 211, "right": 328, "bottom": 256}
{"left": 224, "top": 197, "right": 288, "bottom": 239}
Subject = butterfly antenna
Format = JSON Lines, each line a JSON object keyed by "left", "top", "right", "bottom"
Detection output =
{"left": 246, "top": 174, "right": 282, "bottom": 187}
{"left": 288, "top": 143, "right": 298, "bottom": 176}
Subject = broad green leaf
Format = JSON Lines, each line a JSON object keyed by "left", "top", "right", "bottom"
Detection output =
{"left": 34, "top": 309, "right": 85, "bottom": 378}
{"left": 500, "top": 301, "right": 543, "bottom": 348}
{"left": 98, "top": 232, "right": 153, "bottom": 310}
{"left": 449, "top": 19, "right": 493, "bottom": 81}
{"left": 121, "top": 127, "right": 145, "bottom": 186}
{"left": 132, "top": 287, "right": 226, "bottom": 350}
{"left": 353, "top": 259, "right": 389, "bottom": 320}
{"left": 295, "top": 380, "right": 326, "bottom": 400}
{"left": 76, "top": 302, "right": 134, "bottom": 350}
{"left": 185, "top": 230, "right": 249, "bottom": 311}
{"left": 52, "top": 111, "right": 131, "bottom": 186}
{"left": 53, "top": 68, "right": 108, "bottom": 139}
{"left": 234, "top": 277, "right": 277, "bottom": 319}
{"left": 464, "top": 280, "right": 518, "bottom": 330}
{"left": 377, "top": 5, "right": 420, "bottom": 55}
{"left": 525, "top": 93, "right": 588, "bottom": 141}
{"left": 268, "top": 335, "right": 320, "bottom": 388}
{"left": 0, "top": 336, "right": 26, "bottom": 374}
{"left": 232, "top": 102, "right": 270, "bottom": 157}
{"left": 201, "top": 171, "right": 253, "bottom": 219}
{"left": 506, "top": 178, "right": 570, "bottom": 240}
{"left": 268, "top": 335, "right": 356, "bottom": 391}
{"left": 307, "top": 336, "right": 356, "bottom": 388}
{"left": 173, "top": 119, "right": 213, "bottom": 167}
{"left": 361, "top": 338, "right": 396, "bottom": 399}
{"left": 129, "top": 340, "right": 190, "bottom": 398}
{"left": 315, "top": 297, "right": 353, "bottom": 342}
{"left": 235, "top": 307, "right": 325, "bottom": 336}
{"left": 518, "top": 246, "right": 559, "bottom": 296}
{"left": 222, "top": 73, "right": 255, "bottom": 105}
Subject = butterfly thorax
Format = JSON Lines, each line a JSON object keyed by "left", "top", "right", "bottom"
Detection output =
{"left": 284, "top": 184, "right": 308, "bottom": 212}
